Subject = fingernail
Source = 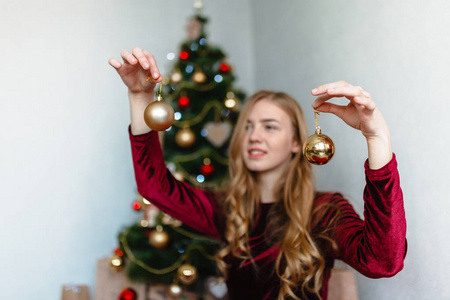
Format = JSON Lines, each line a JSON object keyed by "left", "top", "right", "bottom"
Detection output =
{"left": 153, "top": 72, "right": 159, "bottom": 78}
{"left": 327, "top": 88, "right": 334, "bottom": 92}
{"left": 144, "top": 63, "right": 149, "bottom": 69}
{"left": 312, "top": 101, "right": 317, "bottom": 108}
{"left": 312, "top": 88, "right": 318, "bottom": 93}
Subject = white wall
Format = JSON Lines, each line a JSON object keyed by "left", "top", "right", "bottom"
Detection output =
{"left": 250, "top": 0, "right": 450, "bottom": 299}
{"left": 2, "top": 0, "right": 449, "bottom": 299}
{"left": 0, "top": 1, "right": 254, "bottom": 299}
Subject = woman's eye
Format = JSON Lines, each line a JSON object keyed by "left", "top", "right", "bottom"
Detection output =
{"left": 266, "top": 125, "right": 276, "bottom": 130}
{"left": 245, "top": 125, "right": 252, "bottom": 130}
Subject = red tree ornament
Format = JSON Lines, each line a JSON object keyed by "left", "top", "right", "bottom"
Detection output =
{"left": 132, "top": 201, "right": 142, "bottom": 211}
{"left": 114, "top": 247, "right": 124, "bottom": 257}
{"left": 178, "top": 96, "right": 190, "bottom": 108}
{"left": 201, "top": 164, "right": 214, "bottom": 177}
{"left": 180, "top": 51, "right": 189, "bottom": 60}
{"left": 119, "top": 288, "right": 137, "bottom": 300}
{"left": 219, "top": 63, "right": 231, "bottom": 73}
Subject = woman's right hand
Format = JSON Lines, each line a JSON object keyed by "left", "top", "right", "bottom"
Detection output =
{"left": 108, "top": 47, "right": 162, "bottom": 95}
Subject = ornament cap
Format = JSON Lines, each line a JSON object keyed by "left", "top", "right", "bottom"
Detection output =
{"left": 156, "top": 95, "right": 163, "bottom": 101}
{"left": 315, "top": 127, "right": 322, "bottom": 135}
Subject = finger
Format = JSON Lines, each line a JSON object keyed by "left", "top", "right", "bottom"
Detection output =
{"left": 121, "top": 50, "right": 138, "bottom": 65}
{"left": 311, "top": 94, "right": 334, "bottom": 109}
{"left": 132, "top": 47, "right": 150, "bottom": 70}
{"left": 314, "top": 102, "right": 346, "bottom": 120}
{"left": 144, "top": 50, "right": 161, "bottom": 81}
{"left": 329, "top": 86, "right": 376, "bottom": 112}
{"left": 108, "top": 58, "right": 122, "bottom": 69}
{"left": 354, "top": 95, "right": 376, "bottom": 111}
{"left": 311, "top": 81, "right": 352, "bottom": 96}
{"left": 326, "top": 86, "right": 363, "bottom": 99}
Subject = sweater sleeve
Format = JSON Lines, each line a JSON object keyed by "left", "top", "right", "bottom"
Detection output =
{"left": 331, "top": 154, "right": 407, "bottom": 278}
{"left": 129, "top": 127, "right": 221, "bottom": 239}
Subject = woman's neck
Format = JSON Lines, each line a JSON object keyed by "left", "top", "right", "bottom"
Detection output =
{"left": 257, "top": 172, "right": 279, "bottom": 203}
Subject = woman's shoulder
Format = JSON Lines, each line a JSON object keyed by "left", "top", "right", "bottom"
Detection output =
{"left": 312, "top": 192, "right": 357, "bottom": 226}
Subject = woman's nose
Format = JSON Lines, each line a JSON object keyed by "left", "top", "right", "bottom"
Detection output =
{"left": 249, "top": 127, "right": 262, "bottom": 142}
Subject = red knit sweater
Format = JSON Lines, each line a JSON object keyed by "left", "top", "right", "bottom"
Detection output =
{"left": 129, "top": 129, "right": 407, "bottom": 300}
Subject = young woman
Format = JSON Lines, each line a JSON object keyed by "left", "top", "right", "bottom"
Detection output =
{"left": 109, "top": 47, "right": 407, "bottom": 300}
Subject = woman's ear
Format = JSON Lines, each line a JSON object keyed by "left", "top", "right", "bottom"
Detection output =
{"left": 291, "top": 139, "right": 301, "bottom": 154}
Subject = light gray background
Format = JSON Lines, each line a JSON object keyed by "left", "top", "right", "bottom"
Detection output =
{"left": 1, "top": 0, "right": 448, "bottom": 299}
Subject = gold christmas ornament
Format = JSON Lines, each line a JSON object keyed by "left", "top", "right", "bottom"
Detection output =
{"left": 168, "top": 283, "right": 182, "bottom": 297}
{"left": 192, "top": 70, "right": 207, "bottom": 84}
{"left": 171, "top": 70, "right": 183, "bottom": 83}
{"left": 143, "top": 85, "right": 175, "bottom": 131}
{"left": 109, "top": 255, "right": 124, "bottom": 272}
{"left": 303, "top": 111, "right": 335, "bottom": 165}
{"left": 175, "top": 127, "right": 196, "bottom": 148}
{"left": 224, "top": 97, "right": 237, "bottom": 109}
{"left": 149, "top": 226, "right": 169, "bottom": 248}
{"left": 173, "top": 171, "right": 184, "bottom": 182}
{"left": 139, "top": 219, "right": 149, "bottom": 227}
{"left": 177, "top": 264, "right": 198, "bottom": 285}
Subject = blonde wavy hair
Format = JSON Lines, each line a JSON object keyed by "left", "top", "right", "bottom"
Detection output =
{"left": 216, "top": 90, "right": 338, "bottom": 299}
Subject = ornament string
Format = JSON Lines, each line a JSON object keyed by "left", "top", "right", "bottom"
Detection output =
{"left": 171, "top": 148, "right": 228, "bottom": 165}
{"left": 314, "top": 110, "right": 320, "bottom": 130}
{"left": 145, "top": 76, "right": 163, "bottom": 97}
{"left": 120, "top": 228, "right": 184, "bottom": 274}
{"left": 119, "top": 227, "right": 216, "bottom": 275}
{"left": 173, "top": 100, "right": 225, "bottom": 128}
{"left": 314, "top": 110, "right": 322, "bottom": 134}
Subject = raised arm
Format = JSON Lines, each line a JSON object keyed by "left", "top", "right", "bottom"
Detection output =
{"left": 310, "top": 81, "right": 406, "bottom": 276}
{"left": 322, "top": 157, "right": 406, "bottom": 277}
{"left": 109, "top": 47, "right": 221, "bottom": 238}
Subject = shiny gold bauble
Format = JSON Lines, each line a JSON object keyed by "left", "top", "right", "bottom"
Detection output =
{"left": 171, "top": 71, "right": 183, "bottom": 83}
{"left": 143, "top": 96, "right": 175, "bottom": 131}
{"left": 173, "top": 171, "right": 184, "bottom": 182}
{"left": 149, "top": 227, "right": 169, "bottom": 248}
{"left": 192, "top": 70, "right": 207, "bottom": 84}
{"left": 303, "top": 128, "right": 335, "bottom": 165}
{"left": 224, "top": 97, "right": 240, "bottom": 112}
{"left": 168, "top": 283, "right": 182, "bottom": 297}
{"left": 177, "top": 264, "right": 198, "bottom": 285}
{"left": 109, "top": 255, "right": 124, "bottom": 272}
{"left": 175, "top": 128, "right": 196, "bottom": 148}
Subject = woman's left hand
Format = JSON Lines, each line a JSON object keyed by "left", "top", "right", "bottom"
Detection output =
{"left": 311, "top": 81, "right": 392, "bottom": 169}
{"left": 311, "top": 81, "right": 389, "bottom": 141}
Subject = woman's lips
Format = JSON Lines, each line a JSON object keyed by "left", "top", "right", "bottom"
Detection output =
{"left": 248, "top": 149, "right": 266, "bottom": 159}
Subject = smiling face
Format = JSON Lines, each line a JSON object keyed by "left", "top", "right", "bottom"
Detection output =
{"left": 241, "top": 99, "right": 301, "bottom": 178}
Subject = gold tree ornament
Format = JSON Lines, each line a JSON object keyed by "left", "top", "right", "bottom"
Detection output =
{"left": 175, "top": 127, "right": 196, "bottom": 148}
{"left": 109, "top": 255, "right": 124, "bottom": 272}
{"left": 148, "top": 225, "right": 170, "bottom": 248}
{"left": 177, "top": 264, "right": 198, "bottom": 285}
{"left": 143, "top": 84, "right": 175, "bottom": 131}
{"left": 170, "top": 69, "right": 183, "bottom": 83}
{"left": 192, "top": 69, "right": 207, "bottom": 84}
{"left": 303, "top": 110, "right": 335, "bottom": 165}
{"left": 168, "top": 283, "right": 182, "bottom": 297}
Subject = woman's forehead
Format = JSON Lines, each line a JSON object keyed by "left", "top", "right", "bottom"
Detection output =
{"left": 247, "top": 99, "right": 289, "bottom": 121}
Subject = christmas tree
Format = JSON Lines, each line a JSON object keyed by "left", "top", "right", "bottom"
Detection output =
{"left": 109, "top": 5, "right": 245, "bottom": 299}
{"left": 160, "top": 14, "right": 244, "bottom": 190}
